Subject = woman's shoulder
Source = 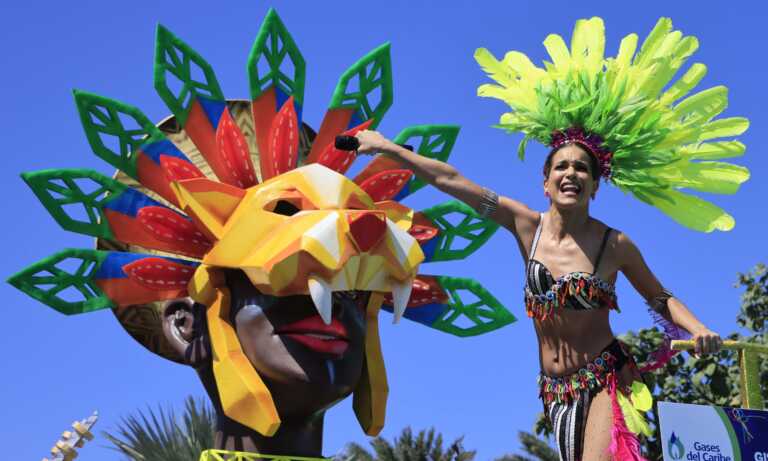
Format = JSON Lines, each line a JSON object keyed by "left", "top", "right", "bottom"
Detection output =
{"left": 588, "top": 219, "right": 637, "bottom": 252}
{"left": 590, "top": 220, "right": 645, "bottom": 269}
{"left": 588, "top": 217, "right": 623, "bottom": 238}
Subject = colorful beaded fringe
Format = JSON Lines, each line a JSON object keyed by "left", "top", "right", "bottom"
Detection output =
{"left": 538, "top": 340, "right": 627, "bottom": 405}
{"left": 525, "top": 272, "right": 618, "bottom": 320}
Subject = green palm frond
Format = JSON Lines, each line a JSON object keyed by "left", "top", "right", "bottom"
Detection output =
{"left": 338, "top": 427, "right": 475, "bottom": 461}
{"left": 103, "top": 396, "right": 215, "bottom": 461}
{"left": 493, "top": 432, "right": 558, "bottom": 461}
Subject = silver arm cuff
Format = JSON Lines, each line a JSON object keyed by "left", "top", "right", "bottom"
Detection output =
{"left": 647, "top": 288, "right": 674, "bottom": 313}
{"left": 476, "top": 187, "right": 499, "bottom": 219}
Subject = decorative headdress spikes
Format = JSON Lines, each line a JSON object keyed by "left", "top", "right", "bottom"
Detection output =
{"left": 549, "top": 127, "right": 613, "bottom": 179}
{"left": 476, "top": 17, "right": 750, "bottom": 232}
{"left": 9, "top": 9, "right": 514, "bottom": 438}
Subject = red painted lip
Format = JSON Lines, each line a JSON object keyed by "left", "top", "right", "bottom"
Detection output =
{"left": 275, "top": 315, "right": 349, "bottom": 356}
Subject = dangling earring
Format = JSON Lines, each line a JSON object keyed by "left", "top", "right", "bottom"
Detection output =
{"left": 544, "top": 190, "right": 550, "bottom": 198}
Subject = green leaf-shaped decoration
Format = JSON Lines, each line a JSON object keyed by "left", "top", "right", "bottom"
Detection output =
{"left": 8, "top": 249, "right": 111, "bottom": 315}
{"left": 393, "top": 125, "right": 460, "bottom": 196}
{"left": 74, "top": 90, "right": 167, "bottom": 179}
{"left": 247, "top": 8, "right": 306, "bottom": 105}
{"left": 329, "top": 43, "right": 393, "bottom": 128}
{"left": 154, "top": 24, "right": 225, "bottom": 125}
{"left": 617, "top": 391, "right": 653, "bottom": 436}
{"left": 430, "top": 276, "right": 515, "bottom": 337}
{"left": 421, "top": 200, "right": 499, "bottom": 261}
{"left": 21, "top": 169, "right": 126, "bottom": 239}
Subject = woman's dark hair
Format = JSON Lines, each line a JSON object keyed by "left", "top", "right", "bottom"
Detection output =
{"left": 542, "top": 142, "right": 600, "bottom": 179}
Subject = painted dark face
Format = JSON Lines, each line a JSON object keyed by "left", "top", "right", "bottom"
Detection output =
{"left": 543, "top": 144, "right": 599, "bottom": 209}
{"left": 226, "top": 270, "right": 367, "bottom": 420}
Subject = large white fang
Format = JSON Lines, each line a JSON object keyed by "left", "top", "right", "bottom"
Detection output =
{"left": 391, "top": 278, "right": 414, "bottom": 324}
{"left": 308, "top": 275, "right": 333, "bottom": 325}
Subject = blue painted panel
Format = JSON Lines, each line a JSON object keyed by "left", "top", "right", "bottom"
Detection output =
{"left": 274, "top": 86, "right": 304, "bottom": 124}
{"left": 420, "top": 234, "right": 439, "bottom": 262}
{"left": 196, "top": 95, "right": 227, "bottom": 127}
{"left": 140, "top": 140, "right": 191, "bottom": 164}
{"left": 95, "top": 252, "right": 197, "bottom": 279}
{"left": 103, "top": 187, "right": 164, "bottom": 218}
{"left": 381, "top": 301, "right": 448, "bottom": 326}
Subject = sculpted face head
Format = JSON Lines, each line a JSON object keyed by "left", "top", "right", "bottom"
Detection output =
{"left": 162, "top": 274, "right": 368, "bottom": 423}
{"left": 225, "top": 270, "right": 368, "bottom": 419}
{"left": 162, "top": 163, "right": 423, "bottom": 439}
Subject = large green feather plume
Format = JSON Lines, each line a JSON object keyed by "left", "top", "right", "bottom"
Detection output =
{"left": 475, "top": 17, "right": 749, "bottom": 232}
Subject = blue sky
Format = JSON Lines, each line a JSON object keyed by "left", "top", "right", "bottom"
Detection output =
{"left": 1, "top": 1, "right": 765, "bottom": 459}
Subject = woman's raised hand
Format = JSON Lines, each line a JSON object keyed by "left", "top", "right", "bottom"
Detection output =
{"left": 354, "top": 130, "right": 392, "bottom": 155}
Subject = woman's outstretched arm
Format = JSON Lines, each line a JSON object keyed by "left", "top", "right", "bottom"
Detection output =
{"left": 617, "top": 232, "right": 722, "bottom": 355}
{"left": 354, "top": 130, "right": 540, "bottom": 245}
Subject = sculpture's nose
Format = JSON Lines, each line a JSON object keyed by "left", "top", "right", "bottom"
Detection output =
{"left": 347, "top": 211, "right": 386, "bottom": 252}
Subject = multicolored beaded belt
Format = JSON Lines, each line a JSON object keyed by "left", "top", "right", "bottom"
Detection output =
{"left": 538, "top": 339, "right": 629, "bottom": 404}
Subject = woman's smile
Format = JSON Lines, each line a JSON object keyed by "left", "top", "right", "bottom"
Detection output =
{"left": 559, "top": 181, "right": 582, "bottom": 197}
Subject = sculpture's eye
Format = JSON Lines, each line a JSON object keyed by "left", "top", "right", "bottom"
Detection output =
{"left": 272, "top": 200, "right": 301, "bottom": 216}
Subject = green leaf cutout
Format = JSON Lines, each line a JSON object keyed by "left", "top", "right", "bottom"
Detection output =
{"left": 22, "top": 169, "right": 126, "bottom": 239}
{"left": 329, "top": 43, "right": 393, "bottom": 128}
{"left": 247, "top": 8, "right": 306, "bottom": 105}
{"left": 421, "top": 200, "right": 500, "bottom": 261}
{"left": 74, "top": 90, "right": 167, "bottom": 179}
{"left": 154, "top": 24, "right": 225, "bottom": 125}
{"left": 8, "top": 249, "right": 111, "bottom": 315}
{"left": 393, "top": 125, "right": 460, "bottom": 195}
{"left": 430, "top": 276, "right": 515, "bottom": 337}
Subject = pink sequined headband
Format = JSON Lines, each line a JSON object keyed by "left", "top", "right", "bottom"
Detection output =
{"left": 550, "top": 127, "right": 613, "bottom": 179}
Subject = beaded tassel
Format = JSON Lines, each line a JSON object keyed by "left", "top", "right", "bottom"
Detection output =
{"left": 525, "top": 274, "right": 618, "bottom": 320}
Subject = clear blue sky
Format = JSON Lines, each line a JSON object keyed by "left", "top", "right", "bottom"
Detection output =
{"left": 1, "top": 1, "right": 765, "bottom": 459}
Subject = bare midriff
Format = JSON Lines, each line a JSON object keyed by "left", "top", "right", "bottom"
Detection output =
{"left": 534, "top": 307, "right": 615, "bottom": 377}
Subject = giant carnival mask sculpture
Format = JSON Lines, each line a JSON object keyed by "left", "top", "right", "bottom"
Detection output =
{"left": 9, "top": 9, "right": 515, "bottom": 459}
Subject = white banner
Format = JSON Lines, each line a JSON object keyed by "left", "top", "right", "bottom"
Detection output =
{"left": 658, "top": 401, "right": 768, "bottom": 461}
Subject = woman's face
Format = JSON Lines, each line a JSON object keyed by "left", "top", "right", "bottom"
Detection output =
{"left": 228, "top": 271, "right": 367, "bottom": 420}
{"left": 543, "top": 144, "right": 599, "bottom": 209}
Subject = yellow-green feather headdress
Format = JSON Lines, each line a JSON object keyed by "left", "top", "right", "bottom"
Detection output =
{"left": 475, "top": 17, "right": 749, "bottom": 232}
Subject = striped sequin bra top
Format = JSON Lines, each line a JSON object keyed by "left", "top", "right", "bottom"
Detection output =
{"left": 524, "top": 216, "right": 618, "bottom": 320}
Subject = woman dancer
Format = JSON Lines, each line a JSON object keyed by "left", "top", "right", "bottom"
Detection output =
{"left": 354, "top": 17, "right": 748, "bottom": 461}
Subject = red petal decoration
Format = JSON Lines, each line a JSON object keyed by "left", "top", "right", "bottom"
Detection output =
{"left": 216, "top": 109, "right": 258, "bottom": 188}
{"left": 160, "top": 155, "right": 205, "bottom": 182}
{"left": 316, "top": 119, "right": 374, "bottom": 174}
{"left": 408, "top": 224, "right": 439, "bottom": 243}
{"left": 359, "top": 169, "right": 413, "bottom": 202}
{"left": 137, "top": 206, "right": 213, "bottom": 257}
{"left": 264, "top": 96, "right": 299, "bottom": 180}
{"left": 383, "top": 275, "right": 449, "bottom": 308}
{"left": 122, "top": 257, "right": 196, "bottom": 291}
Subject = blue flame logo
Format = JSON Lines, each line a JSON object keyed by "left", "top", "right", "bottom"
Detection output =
{"left": 668, "top": 432, "right": 685, "bottom": 460}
